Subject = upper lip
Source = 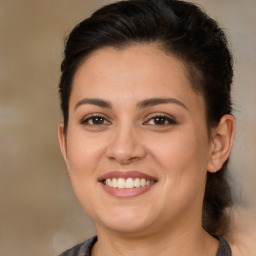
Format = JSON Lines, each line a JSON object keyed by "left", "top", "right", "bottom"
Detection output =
{"left": 98, "top": 171, "right": 158, "bottom": 182}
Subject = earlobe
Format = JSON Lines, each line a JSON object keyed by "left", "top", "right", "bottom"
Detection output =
{"left": 207, "top": 114, "right": 236, "bottom": 173}
{"left": 58, "top": 123, "right": 68, "bottom": 163}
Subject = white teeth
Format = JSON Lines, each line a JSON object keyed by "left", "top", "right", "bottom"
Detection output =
{"left": 112, "top": 178, "right": 118, "bottom": 188}
{"left": 106, "top": 178, "right": 112, "bottom": 187}
{"left": 126, "top": 178, "right": 134, "bottom": 188}
{"left": 140, "top": 178, "right": 146, "bottom": 187}
{"left": 134, "top": 178, "right": 140, "bottom": 188}
{"left": 117, "top": 178, "right": 126, "bottom": 188}
{"left": 104, "top": 177, "right": 155, "bottom": 189}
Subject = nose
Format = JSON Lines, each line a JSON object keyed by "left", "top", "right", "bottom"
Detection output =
{"left": 106, "top": 125, "right": 146, "bottom": 165}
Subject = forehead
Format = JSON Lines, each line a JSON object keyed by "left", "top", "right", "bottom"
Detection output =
{"left": 71, "top": 44, "right": 205, "bottom": 111}
{"left": 75, "top": 44, "right": 190, "bottom": 81}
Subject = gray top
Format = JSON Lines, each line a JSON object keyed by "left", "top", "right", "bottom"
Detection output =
{"left": 57, "top": 235, "right": 232, "bottom": 256}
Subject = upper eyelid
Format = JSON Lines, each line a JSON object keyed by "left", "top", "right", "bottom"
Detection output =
{"left": 144, "top": 113, "right": 177, "bottom": 124}
{"left": 144, "top": 113, "right": 176, "bottom": 120}
{"left": 80, "top": 112, "right": 177, "bottom": 123}
{"left": 81, "top": 113, "right": 111, "bottom": 123}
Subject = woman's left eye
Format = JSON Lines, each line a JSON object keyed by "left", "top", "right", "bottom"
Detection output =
{"left": 144, "top": 115, "right": 176, "bottom": 126}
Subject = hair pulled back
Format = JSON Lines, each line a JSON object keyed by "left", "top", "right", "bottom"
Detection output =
{"left": 59, "top": 0, "right": 233, "bottom": 235}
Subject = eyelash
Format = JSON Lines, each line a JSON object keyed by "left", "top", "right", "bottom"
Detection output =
{"left": 81, "top": 114, "right": 111, "bottom": 126}
{"left": 81, "top": 114, "right": 177, "bottom": 127}
{"left": 144, "top": 114, "right": 177, "bottom": 126}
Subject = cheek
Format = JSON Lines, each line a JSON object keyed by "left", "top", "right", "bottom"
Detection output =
{"left": 64, "top": 128, "right": 106, "bottom": 215}
{"left": 65, "top": 127, "right": 105, "bottom": 178}
{"left": 149, "top": 127, "right": 210, "bottom": 186}
{"left": 149, "top": 129, "right": 209, "bottom": 212}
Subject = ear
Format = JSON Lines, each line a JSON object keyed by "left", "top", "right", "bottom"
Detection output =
{"left": 58, "top": 123, "right": 68, "bottom": 164}
{"left": 207, "top": 114, "right": 236, "bottom": 173}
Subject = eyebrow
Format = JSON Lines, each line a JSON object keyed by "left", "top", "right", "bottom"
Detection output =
{"left": 74, "top": 97, "right": 187, "bottom": 111}
{"left": 74, "top": 98, "right": 112, "bottom": 110}
{"left": 137, "top": 98, "right": 188, "bottom": 110}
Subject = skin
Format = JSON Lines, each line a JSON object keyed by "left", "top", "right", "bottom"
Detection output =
{"left": 58, "top": 44, "right": 235, "bottom": 256}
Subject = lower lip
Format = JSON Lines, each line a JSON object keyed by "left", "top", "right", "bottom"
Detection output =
{"left": 100, "top": 183, "right": 155, "bottom": 198}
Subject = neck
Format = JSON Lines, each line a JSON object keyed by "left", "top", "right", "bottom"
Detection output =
{"left": 92, "top": 219, "right": 218, "bottom": 256}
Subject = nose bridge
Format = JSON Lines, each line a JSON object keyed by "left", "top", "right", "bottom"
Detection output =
{"left": 106, "top": 120, "right": 145, "bottom": 163}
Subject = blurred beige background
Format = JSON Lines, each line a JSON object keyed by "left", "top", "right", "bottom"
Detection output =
{"left": 0, "top": 0, "right": 255, "bottom": 255}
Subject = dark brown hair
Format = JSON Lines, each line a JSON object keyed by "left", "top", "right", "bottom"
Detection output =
{"left": 59, "top": 0, "right": 233, "bottom": 235}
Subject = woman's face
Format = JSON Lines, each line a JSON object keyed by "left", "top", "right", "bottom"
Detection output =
{"left": 59, "top": 45, "right": 214, "bottom": 236}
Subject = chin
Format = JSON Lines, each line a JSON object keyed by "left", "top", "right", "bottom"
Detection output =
{"left": 94, "top": 207, "right": 157, "bottom": 235}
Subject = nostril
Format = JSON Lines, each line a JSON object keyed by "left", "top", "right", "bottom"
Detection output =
{"left": 104, "top": 126, "right": 147, "bottom": 164}
{"left": 106, "top": 141, "right": 146, "bottom": 164}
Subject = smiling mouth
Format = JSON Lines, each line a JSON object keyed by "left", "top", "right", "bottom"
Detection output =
{"left": 104, "top": 177, "right": 156, "bottom": 189}
{"left": 98, "top": 171, "right": 157, "bottom": 197}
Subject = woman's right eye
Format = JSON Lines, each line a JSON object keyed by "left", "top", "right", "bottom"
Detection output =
{"left": 81, "top": 115, "right": 110, "bottom": 126}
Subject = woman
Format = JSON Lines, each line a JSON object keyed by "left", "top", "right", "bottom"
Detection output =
{"left": 57, "top": 0, "right": 236, "bottom": 255}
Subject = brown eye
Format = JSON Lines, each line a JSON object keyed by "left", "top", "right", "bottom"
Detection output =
{"left": 153, "top": 116, "right": 168, "bottom": 125}
{"left": 144, "top": 115, "right": 177, "bottom": 126}
{"left": 90, "top": 117, "right": 105, "bottom": 125}
{"left": 82, "top": 115, "right": 110, "bottom": 125}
